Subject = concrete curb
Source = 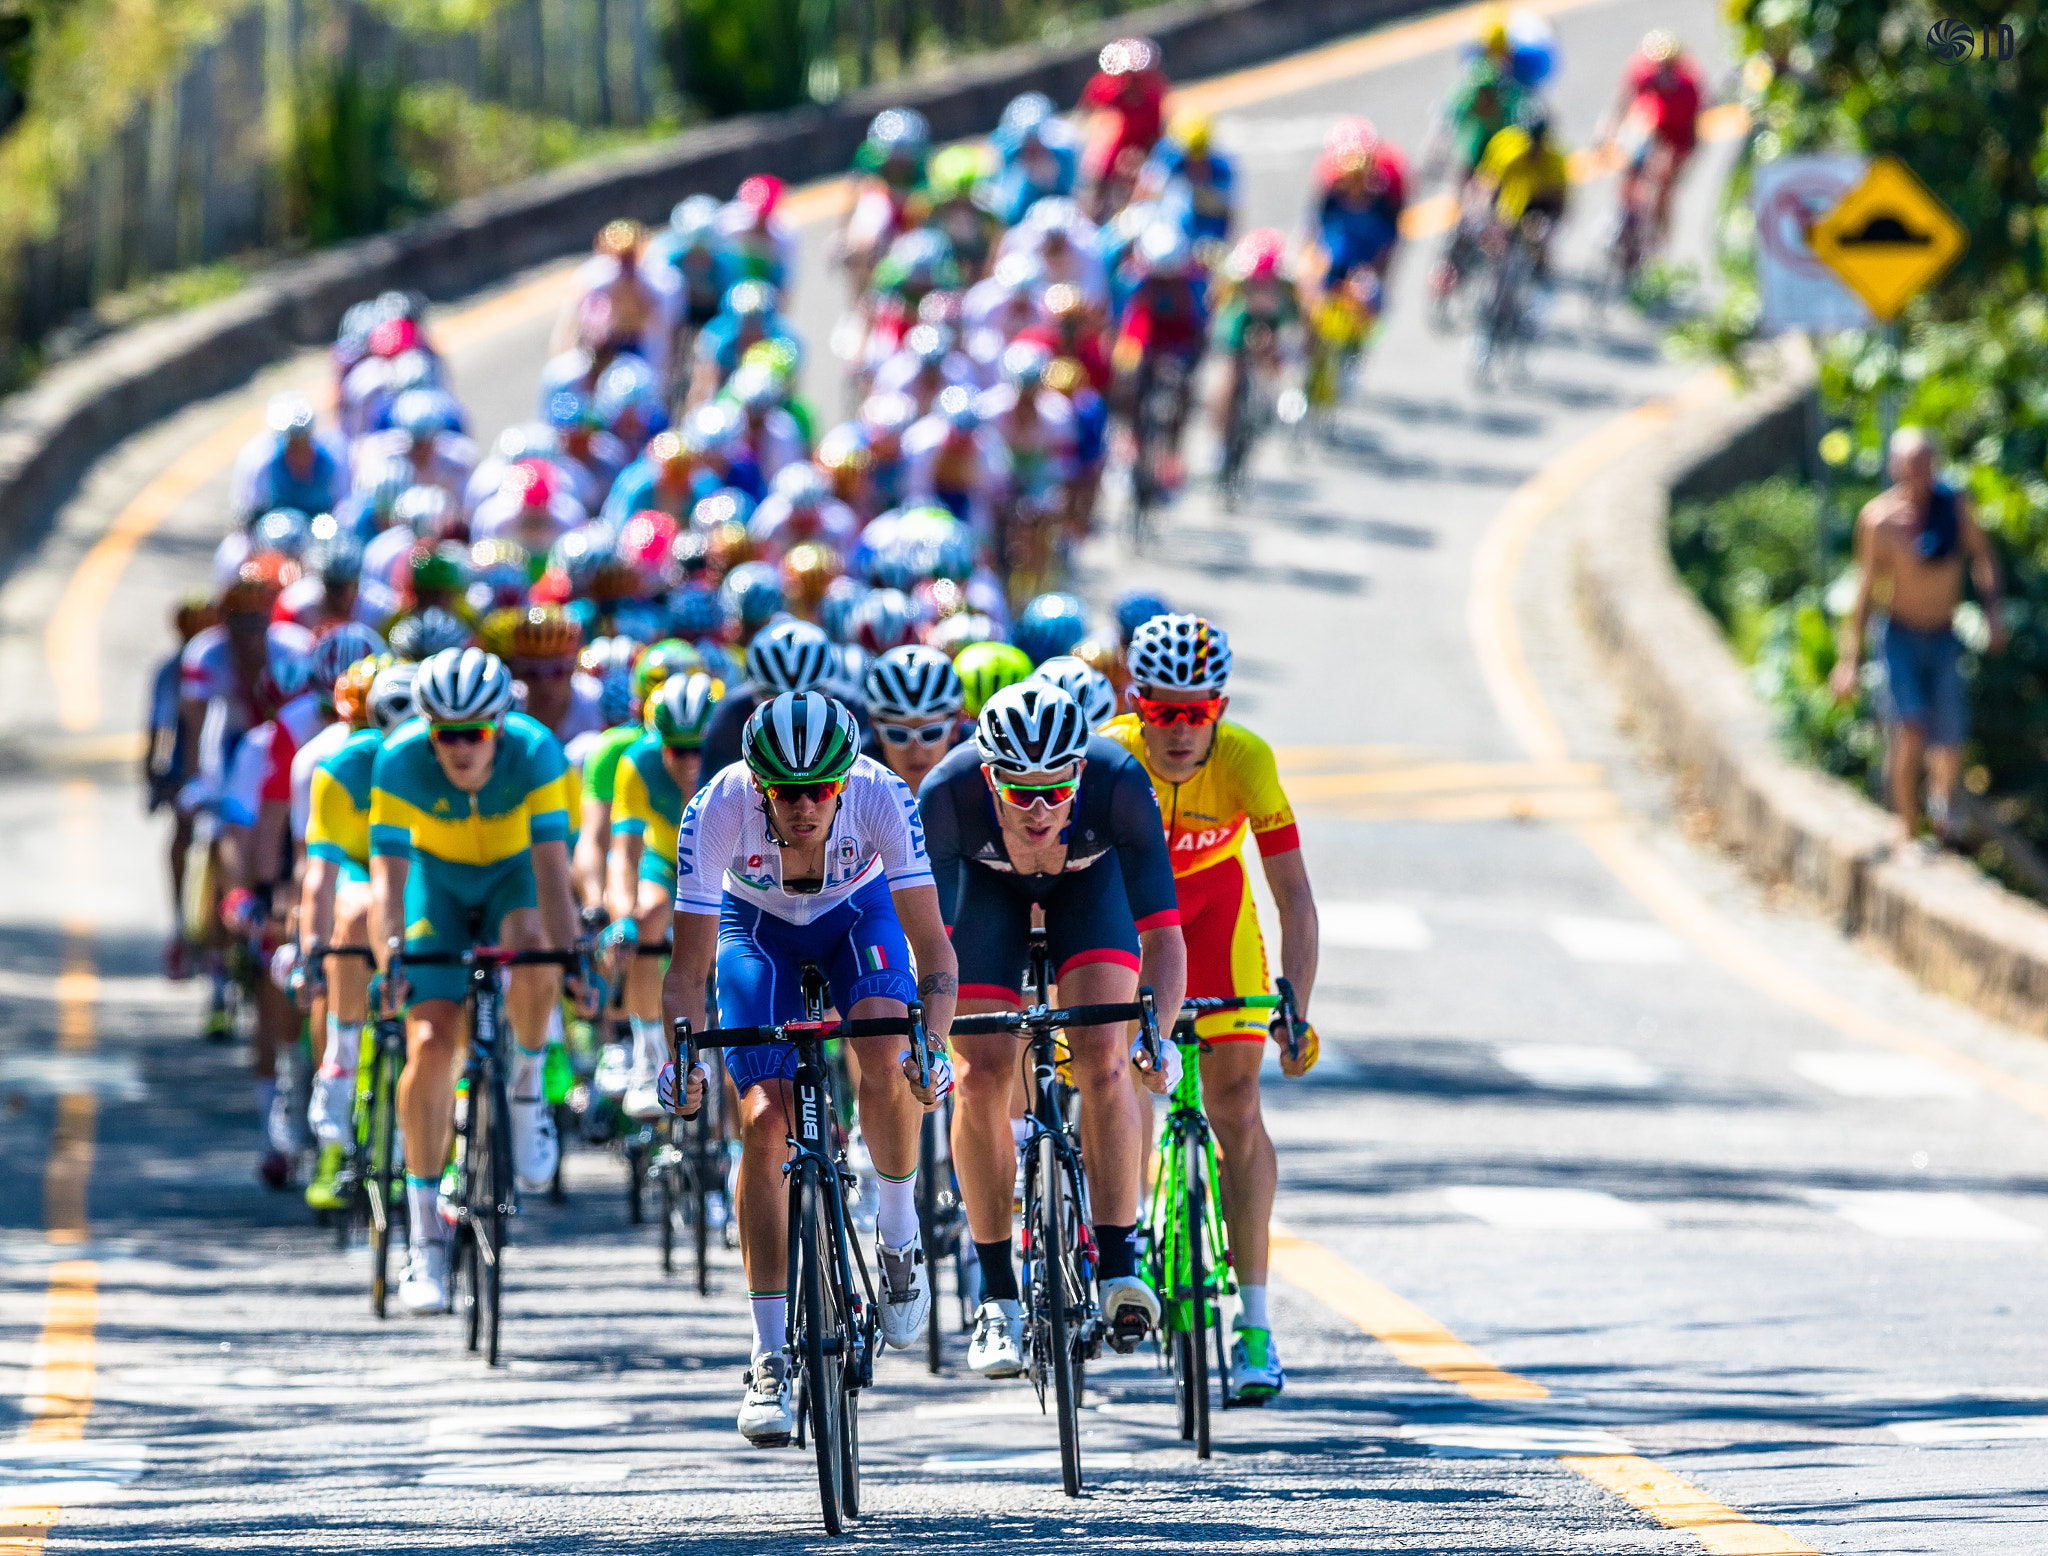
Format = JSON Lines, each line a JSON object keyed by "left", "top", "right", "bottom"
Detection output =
{"left": 0, "top": 0, "right": 1432, "bottom": 559}
{"left": 1572, "top": 345, "right": 2048, "bottom": 1036}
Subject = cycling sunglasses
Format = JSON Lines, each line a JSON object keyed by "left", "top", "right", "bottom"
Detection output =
{"left": 762, "top": 778, "right": 847, "bottom": 805}
{"left": 875, "top": 720, "right": 954, "bottom": 748}
{"left": 431, "top": 721, "right": 497, "bottom": 746}
{"left": 1133, "top": 693, "right": 1226, "bottom": 728}
{"left": 986, "top": 769, "right": 1081, "bottom": 810}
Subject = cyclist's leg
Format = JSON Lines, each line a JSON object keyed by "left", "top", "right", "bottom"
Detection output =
{"left": 1191, "top": 859, "right": 1276, "bottom": 1282}
{"left": 623, "top": 856, "right": 676, "bottom": 1101}
{"left": 714, "top": 900, "right": 805, "bottom": 1307}
{"left": 310, "top": 870, "right": 373, "bottom": 1149}
{"left": 944, "top": 870, "right": 1033, "bottom": 1290}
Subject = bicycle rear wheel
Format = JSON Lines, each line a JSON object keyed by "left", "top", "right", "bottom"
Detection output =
{"left": 919, "top": 1109, "right": 945, "bottom": 1374}
{"left": 658, "top": 1128, "right": 679, "bottom": 1276}
{"left": 367, "top": 1040, "right": 399, "bottom": 1319}
{"left": 692, "top": 1096, "right": 716, "bottom": 1296}
{"left": 1036, "top": 1134, "right": 1084, "bottom": 1497}
{"left": 1185, "top": 1135, "right": 1212, "bottom": 1459}
{"left": 797, "top": 1170, "right": 847, "bottom": 1535}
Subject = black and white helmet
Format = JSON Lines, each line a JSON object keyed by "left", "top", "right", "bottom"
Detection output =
{"left": 1125, "top": 613, "right": 1231, "bottom": 692}
{"left": 415, "top": 647, "right": 513, "bottom": 724}
{"left": 1028, "top": 655, "right": 1117, "bottom": 729}
{"left": 367, "top": 661, "right": 420, "bottom": 732}
{"left": 865, "top": 644, "right": 964, "bottom": 721}
{"left": 744, "top": 618, "right": 834, "bottom": 695}
{"left": 976, "top": 681, "right": 1090, "bottom": 774}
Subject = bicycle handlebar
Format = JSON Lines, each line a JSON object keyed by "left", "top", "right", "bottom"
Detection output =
{"left": 679, "top": 1014, "right": 918, "bottom": 1052}
{"left": 397, "top": 947, "right": 582, "bottom": 968}
{"left": 307, "top": 943, "right": 375, "bottom": 962}
{"left": 948, "top": 1000, "right": 1146, "bottom": 1036}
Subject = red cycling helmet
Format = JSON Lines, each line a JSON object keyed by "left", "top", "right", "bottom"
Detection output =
{"left": 738, "top": 175, "right": 784, "bottom": 216}
{"left": 369, "top": 316, "right": 421, "bottom": 358}
{"left": 510, "top": 458, "right": 557, "bottom": 511}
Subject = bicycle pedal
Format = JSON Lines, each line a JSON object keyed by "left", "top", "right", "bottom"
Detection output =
{"left": 1106, "top": 1314, "right": 1149, "bottom": 1355}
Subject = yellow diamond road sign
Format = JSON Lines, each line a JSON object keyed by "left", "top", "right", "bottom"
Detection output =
{"left": 1808, "top": 155, "right": 1968, "bottom": 321}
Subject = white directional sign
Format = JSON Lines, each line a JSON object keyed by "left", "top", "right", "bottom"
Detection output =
{"left": 1753, "top": 155, "right": 1873, "bottom": 333}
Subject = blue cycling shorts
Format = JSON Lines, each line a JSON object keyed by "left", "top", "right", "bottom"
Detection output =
{"left": 401, "top": 854, "right": 538, "bottom": 1008}
{"left": 715, "top": 873, "right": 917, "bottom": 1094}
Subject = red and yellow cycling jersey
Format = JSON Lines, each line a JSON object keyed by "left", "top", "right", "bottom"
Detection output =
{"left": 1099, "top": 715, "right": 1300, "bottom": 877}
{"left": 1100, "top": 716, "right": 1300, "bottom": 1042}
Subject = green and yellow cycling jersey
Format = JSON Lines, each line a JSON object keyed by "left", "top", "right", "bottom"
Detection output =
{"left": 1210, "top": 279, "right": 1300, "bottom": 353}
{"left": 609, "top": 732, "right": 685, "bottom": 886}
{"left": 580, "top": 721, "right": 645, "bottom": 809}
{"left": 369, "top": 710, "right": 573, "bottom": 871}
{"left": 306, "top": 725, "right": 385, "bottom": 879}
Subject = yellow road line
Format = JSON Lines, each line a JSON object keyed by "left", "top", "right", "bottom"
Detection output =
{"left": 1296, "top": 787, "right": 1618, "bottom": 823}
{"left": 1273, "top": 743, "right": 1421, "bottom": 768}
{"left": 1284, "top": 759, "right": 1604, "bottom": 798}
{"left": 1564, "top": 1456, "right": 1824, "bottom": 1556}
{"left": 1273, "top": 1234, "right": 1824, "bottom": 1552}
{"left": 7, "top": 783, "right": 104, "bottom": 1554}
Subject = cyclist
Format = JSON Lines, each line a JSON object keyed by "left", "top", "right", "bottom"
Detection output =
{"left": 300, "top": 658, "right": 419, "bottom": 1205}
{"left": 508, "top": 605, "right": 604, "bottom": 747}
{"left": 369, "top": 647, "right": 587, "bottom": 1316}
{"left": 1604, "top": 30, "right": 1704, "bottom": 252}
{"left": 573, "top": 638, "right": 698, "bottom": 906}
{"left": 603, "top": 671, "right": 724, "bottom": 1117}
{"left": 989, "top": 91, "right": 1081, "bottom": 227}
{"left": 1113, "top": 223, "right": 1208, "bottom": 494}
{"left": 150, "top": 596, "right": 218, "bottom": 977}
{"left": 1471, "top": 103, "right": 1570, "bottom": 282}
{"left": 863, "top": 644, "right": 967, "bottom": 790}
{"left": 659, "top": 690, "right": 957, "bottom": 1443}
{"left": 953, "top": 639, "right": 1034, "bottom": 716}
{"left": 1101, "top": 614, "right": 1319, "bottom": 1401}
{"left": 1140, "top": 113, "right": 1236, "bottom": 245}
{"left": 1207, "top": 228, "right": 1300, "bottom": 459}
{"left": 229, "top": 394, "right": 349, "bottom": 521}
{"left": 1027, "top": 653, "right": 1118, "bottom": 730}
{"left": 1305, "top": 120, "right": 1408, "bottom": 337}
{"left": 903, "top": 387, "right": 1013, "bottom": 542}
{"left": 1079, "top": 37, "right": 1169, "bottom": 219}
{"left": 918, "top": 681, "right": 1187, "bottom": 1376}
{"left": 1435, "top": 58, "right": 1523, "bottom": 190}
{"left": 698, "top": 616, "right": 837, "bottom": 777}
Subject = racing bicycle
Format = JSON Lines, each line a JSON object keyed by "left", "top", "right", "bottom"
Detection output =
{"left": 310, "top": 943, "right": 407, "bottom": 1314}
{"left": 673, "top": 966, "right": 932, "bottom": 1536}
{"left": 950, "top": 928, "right": 1160, "bottom": 1497}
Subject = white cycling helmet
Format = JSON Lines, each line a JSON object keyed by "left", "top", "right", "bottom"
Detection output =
{"left": 367, "top": 661, "right": 420, "bottom": 732}
{"left": 745, "top": 618, "right": 835, "bottom": 695}
{"left": 1125, "top": 613, "right": 1231, "bottom": 692}
{"left": 416, "top": 646, "right": 514, "bottom": 724}
{"left": 865, "top": 644, "right": 964, "bottom": 721}
{"left": 976, "top": 681, "right": 1090, "bottom": 774}
{"left": 1028, "top": 655, "right": 1117, "bottom": 729}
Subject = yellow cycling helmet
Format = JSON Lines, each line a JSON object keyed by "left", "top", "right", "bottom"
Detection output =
{"left": 1476, "top": 4, "right": 1510, "bottom": 54}
{"left": 1172, "top": 113, "right": 1214, "bottom": 155}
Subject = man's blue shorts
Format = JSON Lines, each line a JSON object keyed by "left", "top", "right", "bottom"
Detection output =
{"left": 715, "top": 873, "right": 917, "bottom": 1094}
{"left": 1881, "top": 619, "right": 1967, "bottom": 748}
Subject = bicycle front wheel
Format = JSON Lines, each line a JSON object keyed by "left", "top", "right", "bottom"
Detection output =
{"left": 1035, "top": 1134, "right": 1084, "bottom": 1497}
{"left": 796, "top": 1169, "right": 848, "bottom": 1535}
{"left": 1185, "top": 1134, "right": 1212, "bottom": 1458}
{"left": 919, "top": 1109, "right": 945, "bottom": 1374}
{"left": 367, "top": 1039, "right": 399, "bottom": 1319}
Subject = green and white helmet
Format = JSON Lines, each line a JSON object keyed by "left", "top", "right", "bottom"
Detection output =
{"left": 743, "top": 691, "right": 860, "bottom": 785}
{"left": 648, "top": 671, "right": 724, "bottom": 749}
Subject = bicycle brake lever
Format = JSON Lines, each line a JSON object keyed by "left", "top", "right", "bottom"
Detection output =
{"left": 1137, "top": 987, "right": 1162, "bottom": 1071}
{"left": 907, "top": 1000, "right": 931, "bottom": 1092}
{"left": 1275, "top": 976, "right": 1303, "bottom": 1064}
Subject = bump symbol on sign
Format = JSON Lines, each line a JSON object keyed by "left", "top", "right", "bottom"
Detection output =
{"left": 1808, "top": 156, "right": 1968, "bottom": 320}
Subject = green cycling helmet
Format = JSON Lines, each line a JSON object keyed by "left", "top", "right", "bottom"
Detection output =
{"left": 954, "top": 640, "right": 1034, "bottom": 715}
{"left": 634, "top": 637, "right": 700, "bottom": 704}
{"left": 743, "top": 691, "right": 860, "bottom": 786}
{"left": 648, "top": 671, "right": 724, "bottom": 749}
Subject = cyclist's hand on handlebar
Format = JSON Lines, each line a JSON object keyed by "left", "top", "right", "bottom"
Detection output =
{"left": 1131, "top": 1031, "right": 1180, "bottom": 1094}
{"left": 656, "top": 1059, "right": 708, "bottom": 1118}
{"left": 372, "top": 967, "right": 409, "bottom": 1020}
{"left": 1271, "top": 1015, "right": 1320, "bottom": 1078}
{"left": 899, "top": 1039, "right": 954, "bottom": 1110}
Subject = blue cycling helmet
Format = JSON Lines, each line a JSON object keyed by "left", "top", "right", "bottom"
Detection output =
{"left": 1114, "top": 588, "right": 1173, "bottom": 646}
{"left": 721, "top": 561, "right": 784, "bottom": 629}
{"left": 1013, "top": 592, "right": 1090, "bottom": 666}
{"left": 668, "top": 584, "right": 729, "bottom": 641}
{"left": 819, "top": 576, "right": 870, "bottom": 643}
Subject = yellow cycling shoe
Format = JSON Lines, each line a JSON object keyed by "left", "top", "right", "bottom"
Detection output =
{"left": 303, "top": 1143, "right": 348, "bottom": 1212}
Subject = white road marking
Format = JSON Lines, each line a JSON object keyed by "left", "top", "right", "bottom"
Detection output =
{"left": 1495, "top": 1044, "right": 1662, "bottom": 1092}
{"left": 1807, "top": 1191, "right": 2041, "bottom": 1241}
{"left": 0, "top": 1441, "right": 149, "bottom": 1507}
{"left": 418, "top": 1456, "right": 635, "bottom": 1486}
{"left": 0, "top": 969, "right": 200, "bottom": 1005}
{"left": 1398, "top": 1424, "right": 1633, "bottom": 1457}
{"left": 425, "top": 1404, "right": 632, "bottom": 1446}
{"left": 912, "top": 1397, "right": 1074, "bottom": 1421}
{"left": 925, "top": 1451, "right": 1137, "bottom": 1472}
{"left": 1443, "top": 1185, "right": 1661, "bottom": 1231}
{"left": 1889, "top": 1416, "right": 2048, "bottom": 1445}
{"left": 1319, "top": 900, "right": 1434, "bottom": 951}
{"left": 1215, "top": 114, "right": 1343, "bottom": 158}
{"left": 1546, "top": 915, "right": 1687, "bottom": 964}
{"left": 1791, "top": 1051, "right": 1980, "bottom": 1100}
{"left": 0, "top": 1052, "right": 145, "bottom": 1101}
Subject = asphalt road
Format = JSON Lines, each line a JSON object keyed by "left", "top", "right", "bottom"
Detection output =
{"left": 8, "top": 1, "right": 2048, "bottom": 1550}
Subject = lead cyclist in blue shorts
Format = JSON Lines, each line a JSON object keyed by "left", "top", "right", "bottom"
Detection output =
{"left": 660, "top": 689, "right": 957, "bottom": 1446}
{"left": 918, "top": 681, "right": 1188, "bottom": 1379}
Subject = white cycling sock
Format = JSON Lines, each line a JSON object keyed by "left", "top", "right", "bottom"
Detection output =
{"left": 1237, "top": 1284, "right": 1269, "bottom": 1331}
{"left": 254, "top": 1078, "right": 277, "bottom": 1136}
{"left": 322, "top": 1011, "right": 357, "bottom": 1074}
{"left": 875, "top": 1169, "right": 918, "bottom": 1250}
{"left": 750, "top": 1292, "right": 788, "bottom": 1360}
{"left": 406, "top": 1176, "right": 446, "bottom": 1245}
{"left": 628, "top": 1014, "right": 666, "bottom": 1071}
{"left": 1009, "top": 1117, "right": 1029, "bottom": 1150}
{"left": 510, "top": 1045, "right": 544, "bottom": 1103}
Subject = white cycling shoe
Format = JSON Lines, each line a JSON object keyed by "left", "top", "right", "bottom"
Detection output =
{"left": 738, "top": 1354, "right": 795, "bottom": 1446}
{"left": 621, "top": 1062, "right": 664, "bottom": 1122}
{"left": 1099, "top": 1273, "right": 1161, "bottom": 1352}
{"left": 398, "top": 1239, "right": 451, "bottom": 1316}
{"left": 968, "top": 1298, "right": 1026, "bottom": 1378}
{"left": 510, "top": 1095, "right": 558, "bottom": 1195}
{"left": 876, "top": 1237, "right": 930, "bottom": 1350}
{"left": 307, "top": 1065, "right": 356, "bottom": 1146}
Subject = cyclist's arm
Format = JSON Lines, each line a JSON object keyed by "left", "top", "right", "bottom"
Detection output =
{"left": 1261, "top": 847, "right": 1319, "bottom": 1018}
{"left": 299, "top": 855, "right": 339, "bottom": 955}
{"left": 1109, "top": 754, "right": 1186, "bottom": 1032}
{"left": 913, "top": 772, "right": 964, "bottom": 925}
{"left": 533, "top": 839, "right": 579, "bottom": 950}
{"left": 369, "top": 854, "right": 408, "bottom": 973}
{"left": 660, "top": 910, "right": 719, "bottom": 1037}
{"left": 573, "top": 795, "right": 611, "bottom": 908}
{"left": 892, "top": 882, "right": 957, "bottom": 1041}
{"left": 605, "top": 828, "right": 645, "bottom": 923}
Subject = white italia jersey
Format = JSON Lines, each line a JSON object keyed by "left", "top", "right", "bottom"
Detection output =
{"left": 673, "top": 755, "right": 934, "bottom": 926}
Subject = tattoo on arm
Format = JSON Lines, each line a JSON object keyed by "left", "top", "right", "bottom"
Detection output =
{"left": 918, "top": 972, "right": 958, "bottom": 1000}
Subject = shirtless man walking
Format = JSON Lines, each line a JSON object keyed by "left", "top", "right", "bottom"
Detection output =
{"left": 1830, "top": 427, "right": 2006, "bottom": 847}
